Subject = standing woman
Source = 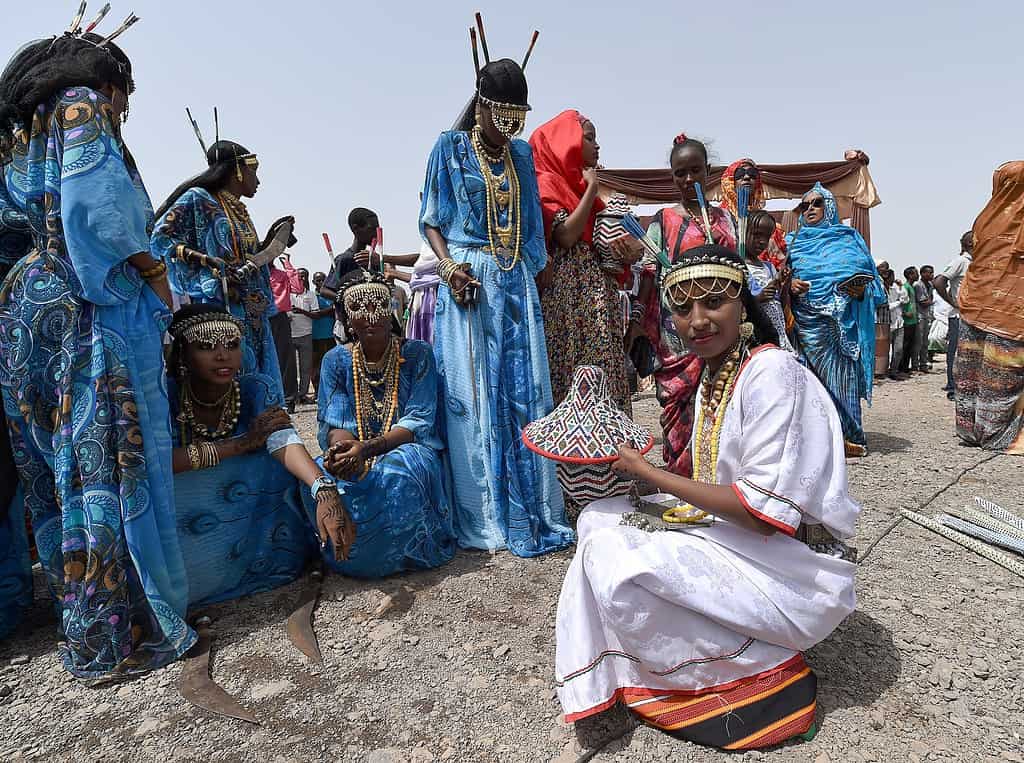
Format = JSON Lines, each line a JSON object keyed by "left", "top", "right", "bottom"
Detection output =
{"left": 420, "top": 55, "right": 574, "bottom": 556}
{"left": 629, "top": 134, "right": 736, "bottom": 477}
{"left": 0, "top": 20, "right": 195, "bottom": 677}
{"left": 529, "top": 109, "right": 633, "bottom": 411}
{"left": 786, "top": 183, "right": 885, "bottom": 457}
{"left": 151, "top": 136, "right": 295, "bottom": 393}
{"left": 955, "top": 162, "right": 1024, "bottom": 454}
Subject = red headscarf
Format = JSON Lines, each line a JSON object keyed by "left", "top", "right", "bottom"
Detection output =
{"left": 528, "top": 109, "right": 605, "bottom": 245}
{"left": 720, "top": 157, "right": 787, "bottom": 268}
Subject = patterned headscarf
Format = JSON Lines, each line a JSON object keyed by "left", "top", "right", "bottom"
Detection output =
{"left": 720, "top": 157, "right": 787, "bottom": 268}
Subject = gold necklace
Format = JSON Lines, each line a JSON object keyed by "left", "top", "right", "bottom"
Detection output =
{"left": 352, "top": 338, "right": 402, "bottom": 477}
{"left": 179, "top": 378, "right": 241, "bottom": 443}
{"left": 217, "top": 191, "right": 259, "bottom": 262}
{"left": 470, "top": 127, "right": 522, "bottom": 272}
{"left": 692, "top": 341, "right": 747, "bottom": 483}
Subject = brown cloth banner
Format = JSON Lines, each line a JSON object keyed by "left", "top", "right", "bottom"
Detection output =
{"left": 597, "top": 153, "right": 881, "bottom": 249}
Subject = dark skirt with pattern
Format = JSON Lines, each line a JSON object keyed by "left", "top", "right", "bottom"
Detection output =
{"left": 954, "top": 320, "right": 1024, "bottom": 454}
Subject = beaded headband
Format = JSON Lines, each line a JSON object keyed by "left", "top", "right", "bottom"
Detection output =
{"left": 662, "top": 258, "right": 746, "bottom": 307}
{"left": 169, "top": 312, "right": 244, "bottom": 346}
{"left": 343, "top": 281, "right": 392, "bottom": 325}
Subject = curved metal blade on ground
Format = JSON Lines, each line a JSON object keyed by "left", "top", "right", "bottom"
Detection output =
{"left": 286, "top": 566, "right": 325, "bottom": 664}
{"left": 179, "top": 616, "right": 260, "bottom": 725}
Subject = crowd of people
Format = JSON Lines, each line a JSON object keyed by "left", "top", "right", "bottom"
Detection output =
{"left": 0, "top": 7, "right": 1021, "bottom": 753}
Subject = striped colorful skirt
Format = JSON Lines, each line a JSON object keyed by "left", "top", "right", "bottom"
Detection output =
{"left": 955, "top": 320, "right": 1024, "bottom": 455}
{"left": 556, "top": 496, "right": 856, "bottom": 750}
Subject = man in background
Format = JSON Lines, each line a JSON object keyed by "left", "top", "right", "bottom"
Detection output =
{"left": 311, "top": 272, "right": 336, "bottom": 391}
{"left": 269, "top": 252, "right": 303, "bottom": 412}
{"left": 885, "top": 267, "right": 909, "bottom": 380}
{"left": 934, "top": 231, "right": 974, "bottom": 400}
{"left": 900, "top": 267, "right": 919, "bottom": 375}
{"left": 290, "top": 268, "right": 320, "bottom": 405}
{"left": 914, "top": 265, "right": 936, "bottom": 371}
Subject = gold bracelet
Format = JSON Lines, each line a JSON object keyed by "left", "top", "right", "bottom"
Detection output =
{"left": 139, "top": 260, "right": 168, "bottom": 281}
{"left": 187, "top": 443, "right": 202, "bottom": 471}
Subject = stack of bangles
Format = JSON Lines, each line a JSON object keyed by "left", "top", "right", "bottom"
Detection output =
{"left": 139, "top": 260, "right": 168, "bottom": 282}
{"left": 437, "top": 258, "right": 470, "bottom": 289}
{"left": 186, "top": 441, "right": 221, "bottom": 471}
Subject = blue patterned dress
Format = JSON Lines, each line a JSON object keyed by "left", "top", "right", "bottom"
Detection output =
{"left": 0, "top": 87, "right": 195, "bottom": 678}
{"left": 169, "top": 374, "right": 314, "bottom": 606}
{"left": 786, "top": 183, "right": 885, "bottom": 446}
{"left": 303, "top": 340, "right": 457, "bottom": 577}
{"left": 419, "top": 131, "right": 574, "bottom": 556}
{"left": 0, "top": 176, "right": 34, "bottom": 641}
{"left": 151, "top": 188, "right": 281, "bottom": 393}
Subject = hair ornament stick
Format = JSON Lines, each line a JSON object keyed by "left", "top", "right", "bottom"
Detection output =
{"left": 521, "top": 30, "right": 539, "bottom": 70}
{"left": 736, "top": 185, "right": 750, "bottom": 261}
{"left": 470, "top": 28, "right": 481, "bottom": 77}
{"left": 67, "top": 1, "right": 88, "bottom": 35}
{"left": 84, "top": 3, "right": 111, "bottom": 33}
{"left": 96, "top": 13, "right": 139, "bottom": 46}
{"left": 694, "top": 182, "right": 714, "bottom": 245}
{"left": 185, "top": 107, "right": 208, "bottom": 155}
{"left": 475, "top": 12, "right": 491, "bottom": 64}
{"left": 213, "top": 107, "right": 220, "bottom": 162}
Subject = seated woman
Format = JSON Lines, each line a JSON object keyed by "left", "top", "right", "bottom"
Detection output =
{"left": 305, "top": 270, "right": 456, "bottom": 578}
{"left": 167, "top": 305, "right": 354, "bottom": 607}
{"left": 555, "top": 245, "right": 860, "bottom": 751}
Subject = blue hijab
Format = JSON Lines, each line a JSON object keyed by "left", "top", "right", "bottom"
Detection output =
{"left": 786, "top": 183, "right": 885, "bottom": 401}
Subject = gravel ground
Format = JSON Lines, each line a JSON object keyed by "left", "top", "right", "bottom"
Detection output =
{"left": 2, "top": 366, "right": 1023, "bottom": 762}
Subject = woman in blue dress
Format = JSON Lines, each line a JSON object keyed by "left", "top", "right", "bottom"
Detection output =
{"left": 786, "top": 183, "right": 886, "bottom": 456}
{"left": 165, "top": 305, "right": 352, "bottom": 604}
{"left": 419, "top": 58, "right": 574, "bottom": 556}
{"left": 151, "top": 137, "right": 295, "bottom": 392}
{"left": 305, "top": 270, "right": 456, "bottom": 578}
{"left": 0, "top": 28, "right": 194, "bottom": 678}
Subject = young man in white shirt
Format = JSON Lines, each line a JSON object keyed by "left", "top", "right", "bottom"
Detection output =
{"left": 884, "top": 268, "right": 910, "bottom": 380}
{"left": 933, "top": 231, "right": 974, "bottom": 400}
{"left": 290, "top": 268, "right": 320, "bottom": 405}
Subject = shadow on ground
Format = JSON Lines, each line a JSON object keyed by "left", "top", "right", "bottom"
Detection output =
{"left": 866, "top": 431, "right": 913, "bottom": 455}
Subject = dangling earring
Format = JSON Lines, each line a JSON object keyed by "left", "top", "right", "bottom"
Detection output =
{"left": 740, "top": 308, "right": 754, "bottom": 342}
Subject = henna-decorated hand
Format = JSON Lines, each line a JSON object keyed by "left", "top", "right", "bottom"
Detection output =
{"left": 611, "top": 444, "right": 653, "bottom": 480}
{"left": 315, "top": 489, "right": 355, "bottom": 561}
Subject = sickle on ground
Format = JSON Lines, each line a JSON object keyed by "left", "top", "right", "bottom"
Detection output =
{"left": 286, "top": 565, "right": 325, "bottom": 664}
{"left": 179, "top": 616, "right": 260, "bottom": 725}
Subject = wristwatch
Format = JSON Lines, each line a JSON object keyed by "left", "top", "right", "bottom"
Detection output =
{"left": 310, "top": 475, "right": 338, "bottom": 500}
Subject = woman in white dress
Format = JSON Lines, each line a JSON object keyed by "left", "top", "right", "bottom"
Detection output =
{"left": 554, "top": 244, "right": 861, "bottom": 750}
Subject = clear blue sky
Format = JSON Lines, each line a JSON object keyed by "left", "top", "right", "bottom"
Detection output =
{"left": 5, "top": 2, "right": 1020, "bottom": 276}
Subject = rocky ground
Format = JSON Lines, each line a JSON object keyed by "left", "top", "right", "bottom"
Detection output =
{"left": 2, "top": 367, "right": 1024, "bottom": 762}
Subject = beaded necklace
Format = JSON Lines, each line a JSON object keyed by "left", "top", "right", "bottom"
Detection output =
{"left": 178, "top": 379, "right": 242, "bottom": 444}
{"left": 470, "top": 126, "right": 522, "bottom": 272}
{"left": 217, "top": 191, "right": 259, "bottom": 263}
{"left": 691, "top": 341, "right": 747, "bottom": 484}
{"left": 351, "top": 337, "right": 402, "bottom": 476}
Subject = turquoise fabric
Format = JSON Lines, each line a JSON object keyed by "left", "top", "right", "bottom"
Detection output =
{"left": 151, "top": 188, "right": 282, "bottom": 394}
{"left": 786, "top": 183, "right": 885, "bottom": 445}
{"left": 0, "top": 88, "right": 194, "bottom": 678}
{"left": 169, "top": 374, "right": 315, "bottom": 606}
{"left": 304, "top": 340, "right": 456, "bottom": 577}
{"left": 418, "top": 131, "right": 573, "bottom": 556}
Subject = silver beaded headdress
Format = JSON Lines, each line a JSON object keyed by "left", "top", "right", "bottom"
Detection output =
{"left": 343, "top": 275, "right": 392, "bottom": 326}
{"left": 662, "top": 248, "right": 747, "bottom": 308}
{"left": 169, "top": 311, "right": 244, "bottom": 347}
{"left": 468, "top": 13, "right": 536, "bottom": 139}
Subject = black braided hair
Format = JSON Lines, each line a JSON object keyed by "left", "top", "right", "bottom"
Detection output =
{"left": 154, "top": 139, "right": 254, "bottom": 220}
{"left": 670, "top": 244, "right": 780, "bottom": 349}
{"left": 0, "top": 33, "right": 134, "bottom": 159}
{"left": 453, "top": 58, "right": 529, "bottom": 132}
